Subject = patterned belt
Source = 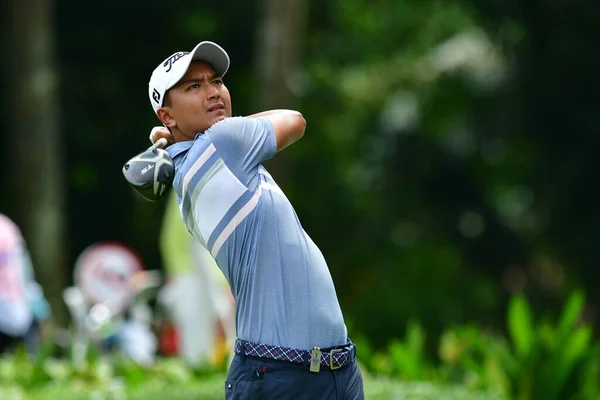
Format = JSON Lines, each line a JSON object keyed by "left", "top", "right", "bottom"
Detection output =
{"left": 234, "top": 339, "right": 356, "bottom": 372}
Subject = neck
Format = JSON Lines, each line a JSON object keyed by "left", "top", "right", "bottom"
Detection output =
{"left": 172, "top": 128, "right": 195, "bottom": 143}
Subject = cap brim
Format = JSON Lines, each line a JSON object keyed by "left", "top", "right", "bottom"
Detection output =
{"left": 189, "top": 41, "right": 230, "bottom": 77}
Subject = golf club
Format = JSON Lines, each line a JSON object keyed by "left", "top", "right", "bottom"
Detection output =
{"left": 122, "top": 138, "right": 174, "bottom": 201}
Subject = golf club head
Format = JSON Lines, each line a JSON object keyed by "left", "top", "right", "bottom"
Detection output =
{"left": 122, "top": 138, "right": 174, "bottom": 202}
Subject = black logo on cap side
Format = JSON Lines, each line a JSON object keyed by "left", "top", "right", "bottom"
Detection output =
{"left": 152, "top": 89, "right": 161, "bottom": 104}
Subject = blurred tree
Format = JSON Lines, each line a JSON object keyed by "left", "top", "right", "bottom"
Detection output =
{"left": 465, "top": 0, "right": 600, "bottom": 318}
{"left": 255, "top": 0, "right": 309, "bottom": 110}
{"left": 254, "top": 0, "right": 310, "bottom": 181}
{"left": 7, "top": 0, "right": 68, "bottom": 325}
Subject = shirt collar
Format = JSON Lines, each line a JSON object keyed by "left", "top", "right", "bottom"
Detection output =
{"left": 165, "top": 132, "right": 206, "bottom": 158}
{"left": 166, "top": 141, "right": 193, "bottom": 158}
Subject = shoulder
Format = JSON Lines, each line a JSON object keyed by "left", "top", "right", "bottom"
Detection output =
{"left": 207, "top": 117, "right": 274, "bottom": 139}
{"left": 205, "top": 117, "right": 253, "bottom": 143}
{"left": 166, "top": 141, "right": 193, "bottom": 160}
{"left": 168, "top": 136, "right": 215, "bottom": 176}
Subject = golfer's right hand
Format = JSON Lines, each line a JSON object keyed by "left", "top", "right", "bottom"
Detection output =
{"left": 149, "top": 126, "right": 174, "bottom": 146}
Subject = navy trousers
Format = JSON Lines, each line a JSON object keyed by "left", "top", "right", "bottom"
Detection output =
{"left": 225, "top": 353, "right": 364, "bottom": 400}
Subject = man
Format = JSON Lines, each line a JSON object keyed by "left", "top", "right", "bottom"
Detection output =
{"left": 147, "top": 41, "right": 364, "bottom": 399}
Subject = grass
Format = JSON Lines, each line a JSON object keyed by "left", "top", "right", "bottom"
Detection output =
{"left": 0, "top": 349, "right": 506, "bottom": 400}
{"left": 0, "top": 373, "right": 505, "bottom": 400}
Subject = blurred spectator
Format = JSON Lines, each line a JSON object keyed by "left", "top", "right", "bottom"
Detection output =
{"left": 0, "top": 214, "right": 51, "bottom": 354}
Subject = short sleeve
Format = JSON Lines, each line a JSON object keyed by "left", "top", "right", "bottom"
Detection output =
{"left": 208, "top": 117, "right": 277, "bottom": 185}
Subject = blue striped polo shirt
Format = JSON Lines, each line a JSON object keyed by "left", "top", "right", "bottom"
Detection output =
{"left": 166, "top": 117, "right": 348, "bottom": 350}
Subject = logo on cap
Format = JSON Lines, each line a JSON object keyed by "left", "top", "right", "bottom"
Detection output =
{"left": 152, "top": 89, "right": 161, "bottom": 104}
{"left": 163, "top": 51, "right": 189, "bottom": 72}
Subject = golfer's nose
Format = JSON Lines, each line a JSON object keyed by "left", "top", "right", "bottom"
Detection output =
{"left": 206, "top": 84, "right": 220, "bottom": 100}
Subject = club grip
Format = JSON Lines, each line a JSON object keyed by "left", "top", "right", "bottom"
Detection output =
{"left": 148, "top": 137, "right": 168, "bottom": 151}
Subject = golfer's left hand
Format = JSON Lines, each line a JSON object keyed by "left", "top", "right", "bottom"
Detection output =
{"left": 149, "top": 126, "right": 174, "bottom": 146}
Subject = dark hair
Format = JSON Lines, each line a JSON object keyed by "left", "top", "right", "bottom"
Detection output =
{"left": 163, "top": 90, "right": 172, "bottom": 108}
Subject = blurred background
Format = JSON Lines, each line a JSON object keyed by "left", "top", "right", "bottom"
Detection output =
{"left": 1, "top": 0, "right": 600, "bottom": 398}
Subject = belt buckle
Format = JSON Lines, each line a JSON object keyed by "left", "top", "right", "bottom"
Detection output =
{"left": 329, "top": 348, "right": 342, "bottom": 370}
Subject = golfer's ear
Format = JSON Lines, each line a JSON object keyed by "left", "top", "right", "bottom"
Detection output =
{"left": 157, "top": 107, "right": 176, "bottom": 129}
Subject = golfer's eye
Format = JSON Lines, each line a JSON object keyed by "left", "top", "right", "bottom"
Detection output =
{"left": 213, "top": 79, "right": 223, "bottom": 86}
{"left": 189, "top": 84, "right": 200, "bottom": 89}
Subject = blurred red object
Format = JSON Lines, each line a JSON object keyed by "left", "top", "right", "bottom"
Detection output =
{"left": 159, "top": 322, "right": 179, "bottom": 356}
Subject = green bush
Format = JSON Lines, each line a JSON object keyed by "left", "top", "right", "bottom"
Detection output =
{"left": 360, "top": 320, "right": 437, "bottom": 380}
{"left": 438, "top": 290, "right": 599, "bottom": 399}
{"left": 358, "top": 291, "right": 600, "bottom": 400}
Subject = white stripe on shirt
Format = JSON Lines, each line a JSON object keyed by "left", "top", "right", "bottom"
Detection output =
{"left": 210, "top": 187, "right": 262, "bottom": 258}
{"left": 181, "top": 143, "right": 216, "bottom": 201}
{"left": 193, "top": 164, "right": 248, "bottom": 244}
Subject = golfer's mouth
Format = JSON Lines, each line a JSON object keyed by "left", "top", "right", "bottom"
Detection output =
{"left": 208, "top": 103, "right": 225, "bottom": 112}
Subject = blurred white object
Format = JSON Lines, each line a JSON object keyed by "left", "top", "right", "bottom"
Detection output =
{"left": 422, "top": 28, "right": 507, "bottom": 90}
{"left": 0, "top": 299, "right": 31, "bottom": 337}
{"left": 159, "top": 266, "right": 220, "bottom": 366}
{"left": 119, "top": 320, "right": 157, "bottom": 368}
{"left": 63, "top": 286, "right": 88, "bottom": 326}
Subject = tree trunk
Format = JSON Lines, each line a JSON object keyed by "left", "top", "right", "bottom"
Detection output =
{"left": 255, "top": 0, "right": 309, "bottom": 179}
{"left": 7, "top": 0, "right": 68, "bottom": 326}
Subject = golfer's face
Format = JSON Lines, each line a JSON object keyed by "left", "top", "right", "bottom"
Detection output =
{"left": 168, "top": 61, "right": 232, "bottom": 139}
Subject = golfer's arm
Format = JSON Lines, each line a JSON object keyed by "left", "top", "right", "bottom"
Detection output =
{"left": 246, "top": 109, "right": 294, "bottom": 118}
{"left": 247, "top": 110, "right": 306, "bottom": 152}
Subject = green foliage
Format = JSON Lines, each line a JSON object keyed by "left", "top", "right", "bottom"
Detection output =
{"left": 0, "top": 339, "right": 228, "bottom": 397}
{"left": 438, "top": 290, "right": 598, "bottom": 399}
{"left": 507, "top": 294, "right": 534, "bottom": 358}
{"left": 0, "top": 353, "right": 501, "bottom": 400}
{"left": 355, "top": 291, "right": 600, "bottom": 399}
{"left": 4, "top": 293, "right": 595, "bottom": 399}
{"left": 366, "top": 321, "right": 437, "bottom": 380}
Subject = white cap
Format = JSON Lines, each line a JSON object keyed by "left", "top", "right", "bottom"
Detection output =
{"left": 148, "top": 41, "right": 230, "bottom": 114}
